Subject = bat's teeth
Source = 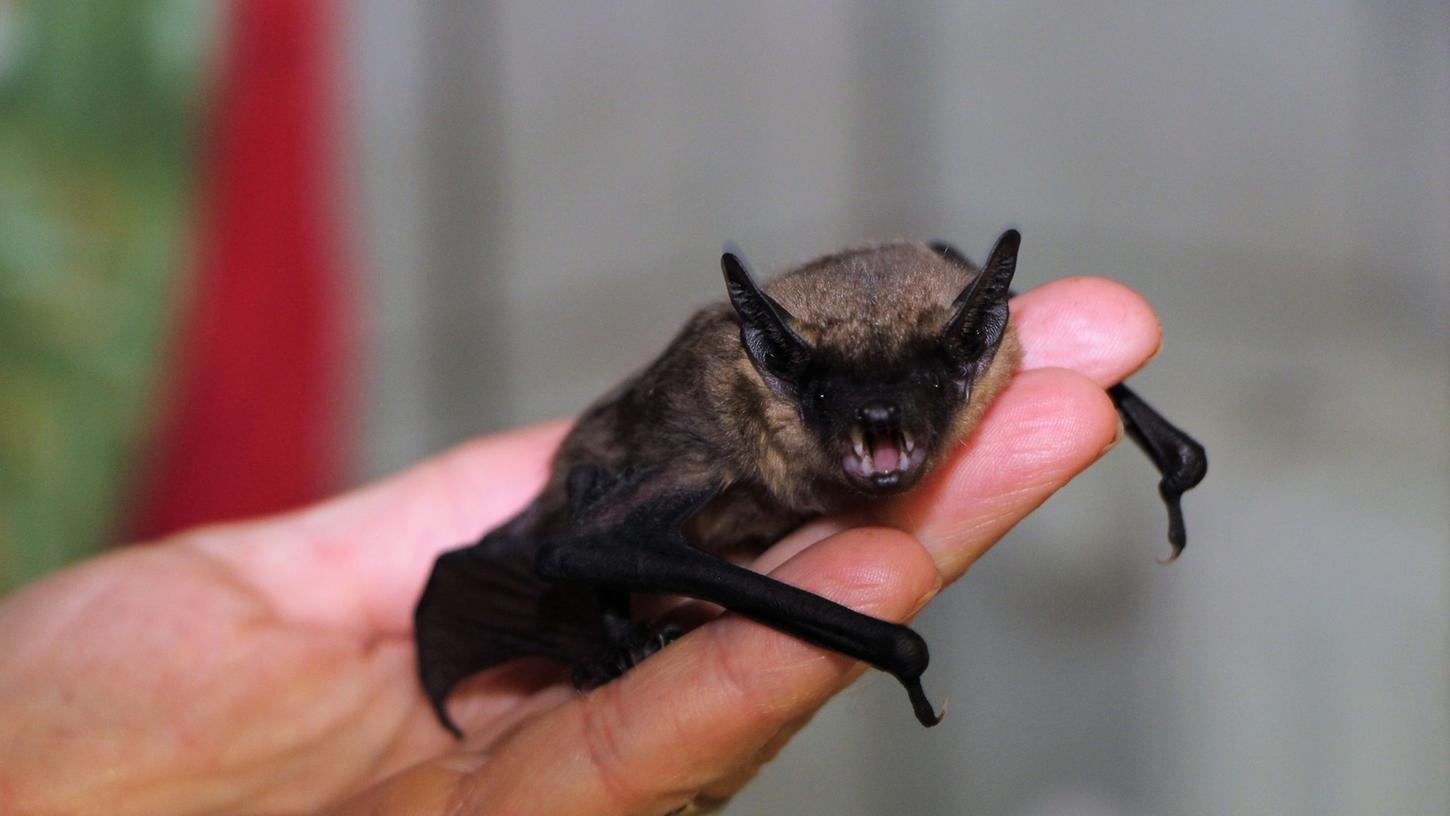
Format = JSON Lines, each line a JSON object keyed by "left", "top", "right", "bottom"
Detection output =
{"left": 851, "top": 427, "right": 866, "bottom": 458}
{"left": 901, "top": 431, "right": 916, "bottom": 454}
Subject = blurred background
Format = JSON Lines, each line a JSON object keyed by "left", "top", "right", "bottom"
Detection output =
{"left": 1, "top": 2, "right": 1445, "bottom": 814}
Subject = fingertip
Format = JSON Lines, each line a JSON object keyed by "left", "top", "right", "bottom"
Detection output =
{"left": 1013, "top": 276, "right": 1162, "bottom": 385}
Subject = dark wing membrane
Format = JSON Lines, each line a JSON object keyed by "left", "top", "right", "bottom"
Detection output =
{"left": 414, "top": 517, "right": 607, "bottom": 736}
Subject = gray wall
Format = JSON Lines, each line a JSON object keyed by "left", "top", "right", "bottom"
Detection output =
{"left": 344, "top": 3, "right": 1449, "bottom": 814}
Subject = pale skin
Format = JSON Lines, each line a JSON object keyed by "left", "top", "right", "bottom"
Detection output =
{"left": 0, "top": 277, "right": 1162, "bottom": 815}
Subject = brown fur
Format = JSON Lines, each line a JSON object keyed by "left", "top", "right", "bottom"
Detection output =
{"left": 549, "top": 240, "right": 1021, "bottom": 553}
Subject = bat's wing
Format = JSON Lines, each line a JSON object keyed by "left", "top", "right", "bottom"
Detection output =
{"left": 414, "top": 517, "right": 608, "bottom": 736}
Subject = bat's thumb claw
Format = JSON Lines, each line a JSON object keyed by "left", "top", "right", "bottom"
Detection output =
{"left": 1157, "top": 484, "right": 1188, "bottom": 564}
{"left": 903, "top": 678, "right": 946, "bottom": 727}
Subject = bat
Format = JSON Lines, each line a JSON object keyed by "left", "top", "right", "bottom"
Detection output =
{"left": 414, "top": 230, "right": 1207, "bottom": 735}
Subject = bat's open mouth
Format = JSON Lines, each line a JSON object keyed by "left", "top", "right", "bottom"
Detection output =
{"left": 843, "top": 424, "right": 921, "bottom": 491}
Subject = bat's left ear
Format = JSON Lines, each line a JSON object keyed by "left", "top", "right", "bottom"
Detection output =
{"left": 722, "top": 243, "right": 812, "bottom": 388}
{"left": 941, "top": 229, "right": 1019, "bottom": 366}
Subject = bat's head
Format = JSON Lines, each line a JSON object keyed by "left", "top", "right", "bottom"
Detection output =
{"left": 722, "top": 230, "right": 1020, "bottom": 497}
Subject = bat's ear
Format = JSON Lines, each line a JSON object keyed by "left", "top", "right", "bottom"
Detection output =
{"left": 941, "top": 229, "right": 1019, "bottom": 366}
{"left": 721, "top": 242, "right": 812, "bottom": 388}
{"left": 928, "top": 240, "right": 973, "bottom": 269}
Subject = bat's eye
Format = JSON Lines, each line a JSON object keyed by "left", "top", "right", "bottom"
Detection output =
{"left": 813, "top": 389, "right": 832, "bottom": 410}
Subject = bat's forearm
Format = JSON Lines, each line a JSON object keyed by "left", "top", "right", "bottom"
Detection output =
{"left": 1108, "top": 382, "right": 1208, "bottom": 559}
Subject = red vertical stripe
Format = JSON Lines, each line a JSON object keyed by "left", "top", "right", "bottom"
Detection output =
{"left": 132, "top": 0, "right": 345, "bottom": 538}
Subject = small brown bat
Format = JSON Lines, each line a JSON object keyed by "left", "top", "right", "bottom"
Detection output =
{"left": 415, "top": 230, "right": 1207, "bottom": 735}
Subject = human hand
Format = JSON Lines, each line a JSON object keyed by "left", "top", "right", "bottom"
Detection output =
{"left": 0, "top": 277, "right": 1160, "bottom": 815}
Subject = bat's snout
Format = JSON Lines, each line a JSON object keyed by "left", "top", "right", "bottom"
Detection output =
{"left": 843, "top": 409, "right": 923, "bottom": 492}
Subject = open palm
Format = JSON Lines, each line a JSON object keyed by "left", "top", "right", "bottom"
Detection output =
{"left": 0, "top": 278, "right": 1161, "bottom": 815}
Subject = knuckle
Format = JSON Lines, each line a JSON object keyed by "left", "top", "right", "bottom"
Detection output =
{"left": 576, "top": 685, "right": 645, "bottom": 809}
{"left": 706, "top": 623, "right": 768, "bottom": 715}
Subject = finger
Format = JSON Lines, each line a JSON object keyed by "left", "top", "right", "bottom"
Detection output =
{"left": 1011, "top": 276, "right": 1161, "bottom": 386}
{"left": 878, "top": 366, "right": 1121, "bottom": 580}
{"left": 449, "top": 527, "right": 941, "bottom": 816}
{"left": 688, "top": 704, "right": 822, "bottom": 809}
{"left": 197, "top": 277, "right": 1155, "bottom": 634}
{"left": 323, "top": 754, "right": 482, "bottom": 816}
{"left": 752, "top": 366, "right": 1121, "bottom": 580}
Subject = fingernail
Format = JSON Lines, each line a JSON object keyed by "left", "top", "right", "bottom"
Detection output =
{"left": 1100, "top": 418, "right": 1125, "bottom": 458}
{"left": 1146, "top": 334, "right": 1165, "bottom": 363}
{"left": 908, "top": 572, "right": 944, "bottom": 618}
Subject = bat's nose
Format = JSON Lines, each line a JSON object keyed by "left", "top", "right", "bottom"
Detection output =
{"left": 856, "top": 401, "right": 899, "bottom": 429}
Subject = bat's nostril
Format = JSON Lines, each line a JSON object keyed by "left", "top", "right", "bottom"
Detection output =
{"left": 856, "top": 401, "right": 899, "bottom": 427}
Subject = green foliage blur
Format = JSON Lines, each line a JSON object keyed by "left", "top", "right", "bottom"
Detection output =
{"left": 0, "top": 1, "right": 216, "bottom": 591}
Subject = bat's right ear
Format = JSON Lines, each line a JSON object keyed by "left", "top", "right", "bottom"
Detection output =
{"left": 721, "top": 243, "right": 812, "bottom": 387}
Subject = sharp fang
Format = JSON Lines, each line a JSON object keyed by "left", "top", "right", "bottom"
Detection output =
{"left": 902, "top": 431, "right": 916, "bottom": 454}
{"left": 851, "top": 427, "right": 866, "bottom": 458}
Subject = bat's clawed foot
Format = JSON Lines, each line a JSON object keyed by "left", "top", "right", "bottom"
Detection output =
{"left": 572, "top": 622, "right": 685, "bottom": 690}
{"left": 881, "top": 625, "right": 944, "bottom": 727}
